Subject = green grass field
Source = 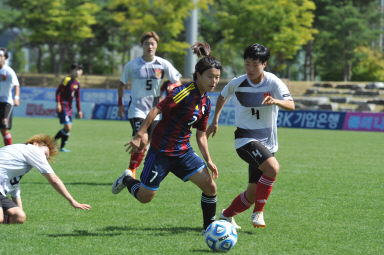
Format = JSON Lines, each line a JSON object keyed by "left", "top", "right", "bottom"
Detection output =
{"left": 1, "top": 117, "right": 383, "bottom": 255}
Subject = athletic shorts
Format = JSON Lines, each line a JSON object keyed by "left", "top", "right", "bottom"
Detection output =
{"left": 58, "top": 110, "right": 72, "bottom": 125}
{"left": 236, "top": 141, "right": 274, "bottom": 183}
{"left": 129, "top": 118, "right": 158, "bottom": 140}
{"left": 139, "top": 147, "right": 206, "bottom": 190}
{"left": 0, "top": 102, "right": 13, "bottom": 129}
{"left": 0, "top": 194, "right": 17, "bottom": 211}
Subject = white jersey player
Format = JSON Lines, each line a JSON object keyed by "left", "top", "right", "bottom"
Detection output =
{"left": 221, "top": 71, "right": 292, "bottom": 153}
{"left": 207, "top": 43, "right": 295, "bottom": 229}
{"left": 117, "top": 31, "right": 181, "bottom": 179}
{"left": 0, "top": 134, "right": 91, "bottom": 224}
{"left": 0, "top": 48, "right": 20, "bottom": 146}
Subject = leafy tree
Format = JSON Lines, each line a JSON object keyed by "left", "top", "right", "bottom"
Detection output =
{"left": 108, "top": 0, "right": 212, "bottom": 69}
{"left": 352, "top": 46, "right": 384, "bottom": 81}
{"left": 0, "top": 2, "right": 21, "bottom": 34}
{"left": 6, "top": 0, "right": 99, "bottom": 75}
{"left": 314, "top": 0, "right": 380, "bottom": 81}
{"left": 201, "top": 0, "right": 316, "bottom": 76}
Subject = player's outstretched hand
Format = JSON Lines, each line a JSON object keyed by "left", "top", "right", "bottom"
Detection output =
{"left": 71, "top": 201, "right": 91, "bottom": 210}
{"left": 262, "top": 95, "right": 277, "bottom": 105}
{"left": 206, "top": 123, "right": 218, "bottom": 139}
{"left": 207, "top": 160, "right": 218, "bottom": 179}
{"left": 125, "top": 133, "right": 148, "bottom": 154}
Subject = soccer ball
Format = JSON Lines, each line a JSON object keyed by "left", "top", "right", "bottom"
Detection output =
{"left": 204, "top": 220, "right": 238, "bottom": 252}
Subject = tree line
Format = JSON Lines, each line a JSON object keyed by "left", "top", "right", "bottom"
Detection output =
{"left": 0, "top": 0, "right": 383, "bottom": 81}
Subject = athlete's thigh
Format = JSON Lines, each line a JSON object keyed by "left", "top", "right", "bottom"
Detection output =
{"left": 0, "top": 103, "right": 12, "bottom": 129}
{"left": 188, "top": 167, "right": 213, "bottom": 188}
{"left": 129, "top": 118, "right": 144, "bottom": 136}
{"left": 58, "top": 111, "right": 72, "bottom": 125}
{"left": 237, "top": 141, "right": 273, "bottom": 183}
{"left": 0, "top": 103, "right": 8, "bottom": 119}
{"left": 236, "top": 141, "right": 273, "bottom": 167}
{"left": 171, "top": 149, "right": 206, "bottom": 182}
{"left": 139, "top": 147, "right": 170, "bottom": 191}
{"left": 0, "top": 194, "right": 17, "bottom": 212}
{"left": 129, "top": 118, "right": 158, "bottom": 140}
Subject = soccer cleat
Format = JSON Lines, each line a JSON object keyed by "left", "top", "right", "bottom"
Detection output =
{"left": 219, "top": 209, "right": 241, "bottom": 229}
{"left": 112, "top": 169, "right": 132, "bottom": 194}
{"left": 129, "top": 168, "right": 137, "bottom": 179}
{"left": 60, "top": 148, "right": 71, "bottom": 152}
{"left": 251, "top": 211, "right": 266, "bottom": 228}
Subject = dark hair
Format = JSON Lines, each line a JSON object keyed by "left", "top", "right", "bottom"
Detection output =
{"left": 140, "top": 31, "right": 160, "bottom": 45}
{"left": 243, "top": 43, "right": 270, "bottom": 63}
{"left": 71, "top": 63, "right": 83, "bottom": 71}
{"left": 0, "top": 48, "right": 9, "bottom": 59}
{"left": 192, "top": 42, "right": 222, "bottom": 81}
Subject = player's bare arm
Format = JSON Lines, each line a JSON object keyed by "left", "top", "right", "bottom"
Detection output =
{"left": 125, "top": 106, "right": 161, "bottom": 154}
{"left": 14, "top": 86, "right": 20, "bottom": 106}
{"left": 262, "top": 96, "right": 295, "bottom": 110}
{"left": 43, "top": 173, "right": 91, "bottom": 210}
{"left": 196, "top": 130, "right": 218, "bottom": 179}
{"left": 207, "top": 95, "right": 227, "bottom": 139}
{"left": 118, "top": 81, "right": 126, "bottom": 119}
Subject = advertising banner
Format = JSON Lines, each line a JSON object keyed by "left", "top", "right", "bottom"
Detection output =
{"left": 343, "top": 112, "right": 384, "bottom": 132}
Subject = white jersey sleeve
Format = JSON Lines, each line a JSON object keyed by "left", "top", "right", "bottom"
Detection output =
{"left": 220, "top": 76, "right": 241, "bottom": 100}
{"left": 0, "top": 65, "right": 20, "bottom": 105}
{"left": 120, "top": 62, "right": 132, "bottom": 85}
{"left": 161, "top": 58, "right": 182, "bottom": 83}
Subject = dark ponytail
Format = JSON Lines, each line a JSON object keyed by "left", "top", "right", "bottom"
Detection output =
{"left": 192, "top": 42, "right": 222, "bottom": 81}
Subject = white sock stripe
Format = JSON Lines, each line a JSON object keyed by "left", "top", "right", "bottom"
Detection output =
{"left": 201, "top": 196, "right": 217, "bottom": 203}
{"left": 240, "top": 192, "right": 252, "bottom": 207}
{"left": 131, "top": 183, "right": 140, "bottom": 196}
{"left": 259, "top": 177, "right": 274, "bottom": 186}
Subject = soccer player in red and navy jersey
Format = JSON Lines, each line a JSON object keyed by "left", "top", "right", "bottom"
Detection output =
{"left": 112, "top": 42, "right": 221, "bottom": 231}
{"left": 54, "top": 63, "right": 83, "bottom": 152}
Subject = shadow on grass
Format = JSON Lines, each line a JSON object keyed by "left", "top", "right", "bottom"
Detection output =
{"left": 102, "top": 225, "right": 202, "bottom": 236}
{"left": 47, "top": 230, "right": 122, "bottom": 237}
{"left": 47, "top": 226, "right": 203, "bottom": 238}
{"left": 23, "top": 181, "right": 111, "bottom": 186}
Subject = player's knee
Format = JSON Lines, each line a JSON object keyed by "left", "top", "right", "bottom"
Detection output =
{"left": 138, "top": 195, "right": 154, "bottom": 204}
{"left": 15, "top": 213, "right": 26, "bottom": 224}
{"left": 137, "top": 190, "right": 156, "bottom": 203}
{"left": 10, "top": 211, "right": 26, "bottom": 224}
{"left": 203, "top": 180, "right": 217, "bottom": 196}
{"left": 261, "top": 158, "right": 279, "bottom": 177}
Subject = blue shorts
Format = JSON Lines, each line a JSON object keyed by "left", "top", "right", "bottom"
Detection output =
{"left": 58, "top": 110, "right": 72, "bottom": 125}
{"left": 140, "top": 147, "right": 206, "bottom": 191}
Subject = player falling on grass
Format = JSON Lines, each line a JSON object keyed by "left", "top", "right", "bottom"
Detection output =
{"left": 117, "top": 31, "right": 182, "bottom": 178}
{"left": 112, "top": 42, "right": 221, "bottom": 231}
{"left": 0, "top": 134, "right": 91, "bottom": 224}
{"left": 0, "top": 48, "right": 20, "bottom": 146}
{"left": 207, "top": 43, "right": 295, "bottom": 229}
{"left": 54, "top": 63, "right": 83, "bottom": 152}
